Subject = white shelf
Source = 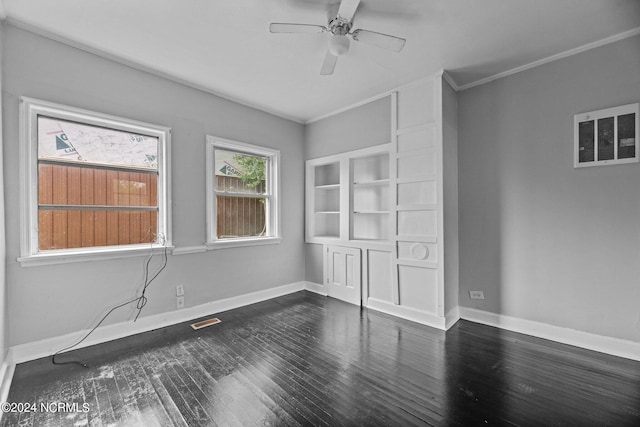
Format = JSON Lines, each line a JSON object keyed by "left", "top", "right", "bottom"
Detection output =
{"left": 315, "top": 211, "right": 340, "bottom": 214}
{"left": 353, "top": 211, "right": 390, "bottom": 214}
{"left": 315, "top": 184, "right": 340, "bottom": 190}
{"left": 353, "top": 179, "right": 390, "bottom": 187}
{"left": 351, "top": 238, "right": 392, "bottom": 243}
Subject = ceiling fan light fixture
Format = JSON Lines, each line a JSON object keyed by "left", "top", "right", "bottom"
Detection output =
{"left": 328, "top": 34, "right": 350, "bottom": 56}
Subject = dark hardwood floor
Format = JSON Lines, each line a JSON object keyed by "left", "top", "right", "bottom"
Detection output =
{"left": 3, "top": 291, "right": 640, "bottom": 426}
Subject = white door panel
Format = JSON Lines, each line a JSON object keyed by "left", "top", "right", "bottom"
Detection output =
{"left": 325, "top": 245, "right": 361, "bottom": 305}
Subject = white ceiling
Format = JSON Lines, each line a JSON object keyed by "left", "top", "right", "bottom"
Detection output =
{"left": 3, "top": 0, "right": 640, "bottom": 123}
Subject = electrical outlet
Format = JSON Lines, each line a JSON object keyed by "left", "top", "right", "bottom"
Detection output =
{"left": 176, "top": 296, "right": 185, "bottom": 309}
{"left": 176, "top": 285, "right": 184, "bottom": 297}
{"left": 469, "top": 290, "right": 485, "bottom": 300}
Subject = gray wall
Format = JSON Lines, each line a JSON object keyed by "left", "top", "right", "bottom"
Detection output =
{"left": 458, "top": 34, "right": 640, "bottom": 342}
{"left": 304, "top": 96, "right": 391, "bottom": 160}
{"left": 2, "top": 25, "right": 305, "bottom": 346}
{"left": 0, "top": 22, "right": 7, "bottom": 366}
{"left": 303, "top": 96, "right": 391, "bottom": 283}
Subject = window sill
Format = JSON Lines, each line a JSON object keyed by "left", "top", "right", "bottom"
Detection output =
{"left": 205, "top": 237, "right": 282, "bottom": 250}
{"left": 17, "top": 244, "right": 173, "bottom": 267}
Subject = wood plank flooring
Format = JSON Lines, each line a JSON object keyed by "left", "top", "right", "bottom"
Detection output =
{"left": 3, "top": 291, "right": 640, "bottom": 426}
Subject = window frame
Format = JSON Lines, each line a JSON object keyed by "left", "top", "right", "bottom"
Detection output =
{"left": 574, "top": 103, "right": 639, "bottom": 168}
{"left": 205, "top": 135, "right": 281, "bottom": 249}
{"left": 19, "top": 97, "right": 172, "bottom": 266}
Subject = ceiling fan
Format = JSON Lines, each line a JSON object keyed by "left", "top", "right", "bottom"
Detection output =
{"left": 269, "top": 0, "right": 406, "bottom": 75}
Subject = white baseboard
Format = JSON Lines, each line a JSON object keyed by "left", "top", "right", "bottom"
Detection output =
{"left": 303, "top": 281, "right": 327, "bottom": 296}
{"left": 460, "top": 306, "right": 640, "bottom": 362}
{"left": 305, "top": 285, "right": 461, "bottom": 331}
{"left": 366, "top": 298, "right": 446, "bottom": 330}
{"left": 10, "top": 281, "right": 306, "bottom": 365}
{"left": 445, "top": 306, "right": 460, "bottom": 330}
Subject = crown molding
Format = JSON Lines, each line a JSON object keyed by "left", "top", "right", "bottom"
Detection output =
{"left": 457, "top": 27, "right": 640, "bottom": 91}
{"left": 441, "top": 70, "right": 460, "bottom": 92}
{"left": 305, "top": 72, "right": 444, "bottom": 124}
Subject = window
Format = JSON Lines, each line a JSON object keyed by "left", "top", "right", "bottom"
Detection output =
{"left": 206, "top": 136, "right": 280, "bottom": 248}
{"left": 20, "top": 98, "right": 171, "bottom": 265}
{"left": 574, "top": 103, "right": 639, "bottom": 168}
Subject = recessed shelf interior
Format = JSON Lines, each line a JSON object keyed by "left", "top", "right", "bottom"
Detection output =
{"left": 315, "top": 162, "right": 340, "bottom": 187}
{"left": 353, "top": 153, "right": 389, "bottom": 183}
{"left": 352, "top": 212, "right": 389, "bottom": 241}
{"left": 353, "top": 185, "right": 389, "bottom": 212}
{"left": 314, "top": 212, "right": 340, "bottom": 238}
{"left": 315, "top": 187, "right": 340, "bottom": 213}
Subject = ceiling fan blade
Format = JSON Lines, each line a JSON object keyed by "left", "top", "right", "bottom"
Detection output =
{"left": 320, "top": 50, "right": 338, "bottom": 75}
{"left": 351, "top": 29, "right": 406, "bottom": 52}
{"left": 269, "top": 23, "right": 327, "bottom": 34}
{"left": 337, "top": 0, "right": 361, "bottom": 22}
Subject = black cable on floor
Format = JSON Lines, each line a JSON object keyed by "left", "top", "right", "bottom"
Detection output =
{"left": 51, "top": 244, "right": 168, "bottom": 368}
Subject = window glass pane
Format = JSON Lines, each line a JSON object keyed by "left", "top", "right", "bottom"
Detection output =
{"left": 38, "top": 164, "right": 158, "bottom": 208}
{"left": 38, "top": 116, "right": 158, "bottom": 170}
{"left": 578, "top": 120, "right": 594, "bottom": 163}
{"left": 216, "top": 195, "right": 266, "bottom": 239}
{"left": 36, "top": 116, "right": 161, "bottom": 251}
{"left": 214, "top": 148, "right": 266, "bottom": 194}
{"left": 38, "top": 209, "right": 157, "bottom": 250}
{"left": 597, "top": 117, "right": 614, "bottom": 161}
{"left": 618, "top": 113, "right": 636, "bottom": 159}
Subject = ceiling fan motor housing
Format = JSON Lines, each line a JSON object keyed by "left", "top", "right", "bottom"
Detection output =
{"left": 327, "top": 2, "right": 352, "bottom": 36}
{"left": 269, "top": 0, "right": 405, "bottom": 75}
{"left": 328, "top": 18, "right": 351, "bottom": 35}
{"left": 327, "top": 6, "right": 352, "bottom": 57}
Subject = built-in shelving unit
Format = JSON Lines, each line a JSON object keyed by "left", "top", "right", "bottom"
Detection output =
{"left": 309, "top": 161, "right": 342, "bottom": 240}
{"left": 351, "top": 152, "right": 390, "bottom": 242}
{"left": 305, "top": 145, "right": 391, "bottom": 244}
{"left": 306, "top": 73, "right": 459, "bottom": 331}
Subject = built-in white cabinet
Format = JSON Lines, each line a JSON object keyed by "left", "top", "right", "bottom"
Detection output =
{"left": 306, "top": 73, "right": 459, "bottom": 330}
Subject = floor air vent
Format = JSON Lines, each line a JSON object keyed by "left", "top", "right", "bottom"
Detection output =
{"left": 191, "top": 317, "right": 221, "bottom": 330}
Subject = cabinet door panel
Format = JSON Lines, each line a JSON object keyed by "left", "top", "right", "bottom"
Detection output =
{"left": 397, "top": 181, "right": 436, "bottom": 206}
{"left": 368, "top": 250, "right": 393, "bottom": 302}
{"left": 326, "top": 245, "right": 362, "bottom": 306}
{"left": 397, "top": 127, "right": 436, "bottom": 152}
{"left": 397, "top": 210, "right": 437, "bottom": 237}
{"left": 398, "top": 265, "right": 438, "bottom": 313}
{"left": 397, "top": 151, "right": 436, "bottom": 179}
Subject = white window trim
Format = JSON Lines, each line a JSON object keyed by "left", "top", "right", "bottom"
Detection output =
{"left": 205, "top": 135, "right": 281, "bottom": 249}
{"left": 18, "top": 97, "right": 172, "bottom": 266}
{"left": 574, "top": 103, "right": 639, "bottom": 168}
